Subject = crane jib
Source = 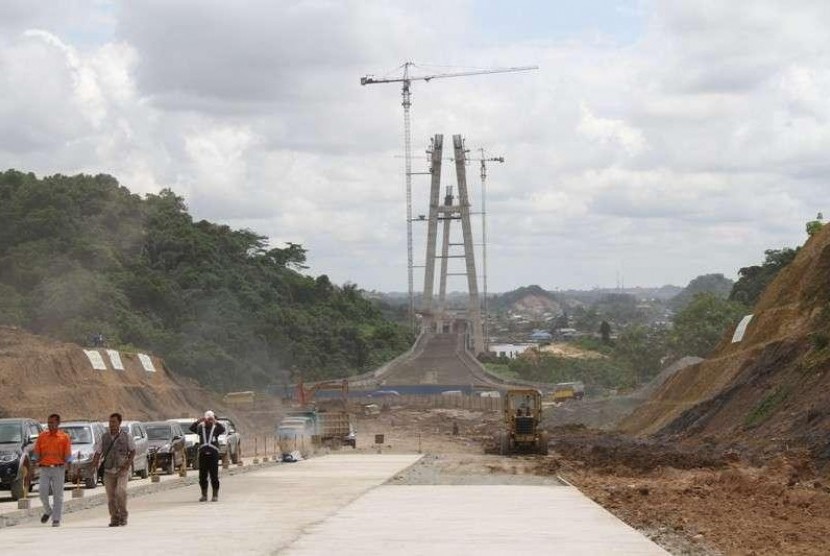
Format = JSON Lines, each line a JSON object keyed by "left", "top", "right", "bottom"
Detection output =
{"left": 360, "top": 65, "right": 538, "bottom": 86}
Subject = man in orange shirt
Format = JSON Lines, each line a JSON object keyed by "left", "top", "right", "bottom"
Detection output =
{"left": 33, "top": 413, "right": 72, "bottom": 527}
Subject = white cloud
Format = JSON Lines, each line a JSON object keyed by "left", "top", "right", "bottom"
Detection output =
{"left": 0, "top": 0, "right": 828, "bottom": 292}
{"left": 577, "top": 102, "right": 647, "bottom": 156}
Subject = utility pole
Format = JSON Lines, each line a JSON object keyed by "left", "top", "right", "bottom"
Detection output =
{"left": 360, "top": 62, "right": 537, "bottom": 331}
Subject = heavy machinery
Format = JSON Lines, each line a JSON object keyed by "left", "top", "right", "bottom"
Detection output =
{"left": 496, "top": 389, "right": 549, "bottom": 455}
{"left": 296, "top": 379, "right": 349, "bottom": 407}
{"left": 278, "top": 379, "right": 354, "bottom": 456}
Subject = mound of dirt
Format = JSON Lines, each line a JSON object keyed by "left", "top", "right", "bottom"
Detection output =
{"left": 621, "top": 225, "right": 830, "bottom": 464}
{"left": 0, "top": 326, "right": 222, "bottom": 421}
{"left": 563, "top": 450, "right": 830, "bottom": 556}
{"left": 544, "top": 426, "right": 725, "bottom": 474}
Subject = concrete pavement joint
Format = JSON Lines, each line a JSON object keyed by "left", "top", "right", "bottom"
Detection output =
{"left": 0, "top": 459, "right": 280, "bottom": 529}
{"left": 273, "top": 454, "right": 425, "bottom": 556}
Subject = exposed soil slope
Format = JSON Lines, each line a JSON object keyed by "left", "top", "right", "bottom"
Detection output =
{"left": 621, "top": 225, "right": 830, "bottom": 463}
{"left": 542, "top": 357, "right": 703, "bottom": 430}
{"left": 0, "top": 326, "right": 221, "bottom": 421}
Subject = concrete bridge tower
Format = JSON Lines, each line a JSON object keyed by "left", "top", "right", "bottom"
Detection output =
{"left": 420, "top": 134, "right": 484, "bottom": 355}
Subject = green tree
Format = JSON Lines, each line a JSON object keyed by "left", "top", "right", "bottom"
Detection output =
{"left": 599, "top": 320, "right": 611, "bottom": 344}
{"left": 672, "top": 293, "right": 748, "bottom": 357}
{"left": 615, "top": 325, "right": 668, "bottom": 384}
{"left": 0, "top": 170, "right": 413, "bottom": 391}
{"left": 806, "top": 212, "right": 824, "bottom": 237}
{"left": 729, "top": 248, "right": 798, "bottom": 307}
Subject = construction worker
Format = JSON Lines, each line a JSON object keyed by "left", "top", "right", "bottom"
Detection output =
{"left": 32, "top": 413, "right": 72, "bottom": 527}
{"left": 93, "top": 412, "right": 136, "bottom": 526}
{"left": 190, "top": 411, "right": 225, "bottom": 502}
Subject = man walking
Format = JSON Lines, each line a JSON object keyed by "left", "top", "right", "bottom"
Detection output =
{"left": 190, "top": 411, "right": 225, "bottom": 502}
{"left": 93, "top": 413, "right": 135, "bottom": 526}
{"left": 33, "top": 413, "right": 72, "bottom": 527}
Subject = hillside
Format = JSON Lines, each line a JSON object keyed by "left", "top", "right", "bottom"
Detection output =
{"left": 0, "top": 171, "right": 412, "bottom": 391}
{"left": 491, "top": 285, "right": 561, "bottom": 315}
{"left": 668, "top": 273, "right": 734, "bottom": 311}
{"left": 0, "top": 326, "right": 217, "bottom": 420}
{"left": 621, "top": 224, "right": 830, "bottom": 462}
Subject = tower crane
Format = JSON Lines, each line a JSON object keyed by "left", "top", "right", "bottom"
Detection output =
{"left": 476, "top": 149, "right": 503, "bottom": 351}
{"left": 360, "top": 62, "right": 537, "bottom": 331}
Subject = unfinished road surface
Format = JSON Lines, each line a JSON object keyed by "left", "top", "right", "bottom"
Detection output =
{"left": 1, "top": 454, "right": 667, "bottom": 555}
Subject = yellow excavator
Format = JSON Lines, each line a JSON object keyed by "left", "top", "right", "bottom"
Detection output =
{"left": 496, "top": 389, "right": 549, "bottom": 455}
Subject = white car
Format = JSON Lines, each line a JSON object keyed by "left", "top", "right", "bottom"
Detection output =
{"left": 167, "top": 418, "right": 200, "bottom": 469}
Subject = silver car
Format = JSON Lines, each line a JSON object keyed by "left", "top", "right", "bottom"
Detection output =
{"left": 120, "top": 421, "right": 149, "bottom": 479}
{"left": 217, "top": 418, "right": 242, "bottom": 464}
{"left": 60, "top": 421, "right": 104, "bottom": 488}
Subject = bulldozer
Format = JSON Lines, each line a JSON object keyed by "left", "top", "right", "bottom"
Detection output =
{"left": 496, "top": 389, "right": 549, "bottom": 455}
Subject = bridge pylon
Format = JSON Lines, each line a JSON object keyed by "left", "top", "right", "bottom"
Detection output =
{"left": 420, "top": 134, "right": 484, "bottom": 355}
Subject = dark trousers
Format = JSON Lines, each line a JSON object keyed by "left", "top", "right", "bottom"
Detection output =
{"left": 198, "top": 449, "right": 220, "bottom": 493}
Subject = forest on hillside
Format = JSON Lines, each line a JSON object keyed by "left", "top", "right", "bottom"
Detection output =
{"left": 0, "top": 170, "right": 413, "bottom": 391}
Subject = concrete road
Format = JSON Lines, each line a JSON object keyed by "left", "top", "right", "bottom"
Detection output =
{"left": 0, "top": 454, "right": 420, "bottom": 554}
{"left": 283, "top": 485, "right": 669, "bottom": 555}
{"left": 0, "top": 454, "right": 274, "bottom": 522}
{"left": 0, "top": 454, "right": 668, "bottom": 555}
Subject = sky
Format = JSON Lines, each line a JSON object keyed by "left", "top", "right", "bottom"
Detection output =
{"left": 0, "top": 0, "right": 827, "bottom": 293}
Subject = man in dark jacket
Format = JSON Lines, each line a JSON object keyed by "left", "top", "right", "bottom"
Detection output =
{"left": 190, "top": 411, "right": 225, "bottom": 502}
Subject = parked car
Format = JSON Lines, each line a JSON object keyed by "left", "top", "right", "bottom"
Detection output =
{"left": 0, "top": 418, "right": 42, "bottom": 500}
{"left": 216, "top": 418, "right": 242, "bottom": 464}
{"left": 120, "top": 421, "right": 150, "bottom": 479}
{"left": 60, "top": 421, "right": 105, "bottom": 488}
{"left": 144, "top": 421, "right": 186, "bottom": 475}
{"left": 167, "top": 418, "right": 200, "bottom": 469}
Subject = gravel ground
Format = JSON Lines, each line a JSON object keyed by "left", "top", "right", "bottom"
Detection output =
{"left": 387, "top": 453, "right": 565, "bottom": 486}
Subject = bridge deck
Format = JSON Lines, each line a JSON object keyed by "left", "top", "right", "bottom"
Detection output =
{"left": 378, "top": 331, "right": 496, "bottom": 386}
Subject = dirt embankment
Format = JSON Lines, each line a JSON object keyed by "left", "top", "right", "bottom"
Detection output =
{"left": 0, "top": 326, "right": 227, "bottom": 422}
{"left": 621, "top": 225, "right": 830, "bottom": 464}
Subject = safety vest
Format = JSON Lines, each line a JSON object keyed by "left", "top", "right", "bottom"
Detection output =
{"left": 199, "top": 423, "right": 219, "bottom": 453}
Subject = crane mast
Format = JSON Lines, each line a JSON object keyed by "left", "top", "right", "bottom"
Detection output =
{"left": 360, "top": 62, "right": 537, "bottom": 332}
{"left": 478, "top": 149, "right": 504, "bottom": 351}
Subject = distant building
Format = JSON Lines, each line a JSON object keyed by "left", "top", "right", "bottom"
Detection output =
{"left": 489, "top": 343, "right": 534, "bottom": 359}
